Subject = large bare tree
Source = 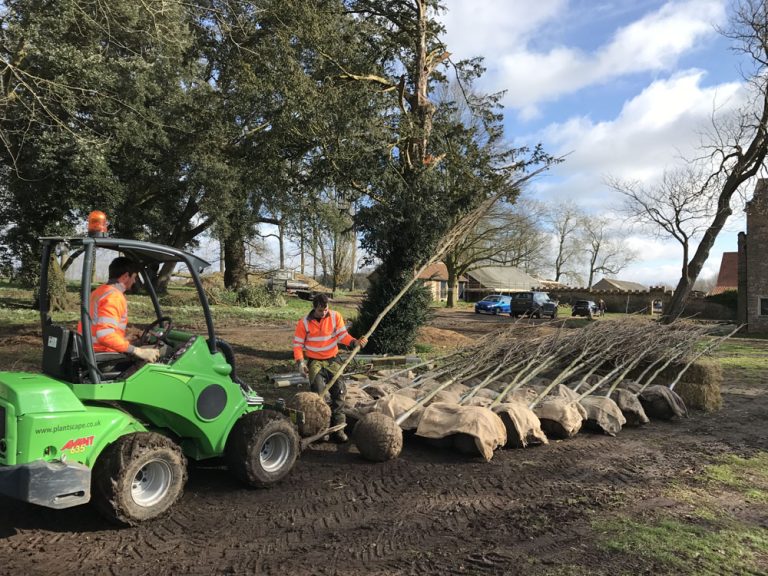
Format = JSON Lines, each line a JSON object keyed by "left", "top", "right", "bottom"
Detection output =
{"left": 611, "top": 0, "right": 768, "bottom": 321}
{"left": 608, "top": 165, "right": 723, "bottom": 291}
{"left": 545, "top": 202, "right": 584, "bottom": 284}
{"left": 580, "top": 215, "right": 637, "bottom": 289}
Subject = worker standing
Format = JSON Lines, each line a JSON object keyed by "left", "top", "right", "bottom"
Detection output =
{"left": 293, "top": 293, "right": 367, "bottom": 442}
{"left": 78, "top": 256, "right": 160, "bottom": 363}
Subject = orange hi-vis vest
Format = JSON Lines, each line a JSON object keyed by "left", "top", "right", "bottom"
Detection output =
{"left": 77, "top": 282, "right": 135, "bottom": 354}
{"left": 293, "top": 309, "right": 354, "bottom": 362}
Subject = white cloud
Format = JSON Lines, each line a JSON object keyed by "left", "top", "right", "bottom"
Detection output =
{"left": 442, "top": 0, "right": 727, "bottom": 115}
{"left": 537, "top": 71, "right": 743, "bottom": 206}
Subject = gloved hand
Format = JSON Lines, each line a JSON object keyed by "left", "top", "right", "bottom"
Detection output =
{"left": 297, "top": 360, "right": 309, "bottom": 377}
{"left": 134, "top": 346, "right": 160, "bottom": 363}
{"left": 353, "top": 336, "right": 368, "bottom": 349}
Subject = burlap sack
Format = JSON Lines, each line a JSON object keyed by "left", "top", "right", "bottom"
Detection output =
{"left": 415, "top": 403, "right": 507, "bottom": 461}
{"left": 463, "top": 396, "right": 493, "bottom": 407}
{"left": 550, "top": 384, "right": 588, "bottom": 420}
{"left": 611, "top": 389, "right": 649, "bottom": 426}
{"left": 492, "top": 401, "right": 548, "bottom": 448}
{"left": 394, "top": 387, "right": 421, "bottom": 400}
{"left": 370, "top": 393, "right": 423, "bottom": 430}
{"left": 363, "top": 382, "right": 402, "bottom": 399}
{"left": 533, "top": 398, "right": 583, "bottom": 439}
{"left": 639, "top": 385, "right": 688, "bottom": 420}
{"left": 579, "top": 396, "right": 626, "bottom": 437}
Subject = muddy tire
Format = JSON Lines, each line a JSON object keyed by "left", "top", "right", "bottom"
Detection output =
{"left": 91, "top": 432, "right": 187, "bottom": 526}
{"left": 226, "top": 410, "right": 299, "bottom": 487}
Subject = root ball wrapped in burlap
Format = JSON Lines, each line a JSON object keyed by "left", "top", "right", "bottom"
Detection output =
{"left": 533, "top": 398, "right": 584, "bottom": 439}
{"left": 639, "top": 385, "right": 688, "bottom": 420}
{"left": 579, "top": 396, "right": 626, "bottom": 436}
{"left": 611, "top": 389, "right": 649, "bottom": 426}
{"left": 288, "top": 392, "right": 331, "bottom": 437}
{"left": 492, "top": 402, "right": 548, "bottom": 448}
{"left": 353, "top": 412, "right": 403, "bottom": 462}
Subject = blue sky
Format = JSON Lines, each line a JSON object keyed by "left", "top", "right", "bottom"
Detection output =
{"left": 441, "top": 0, "right": 753, "bottom": 287}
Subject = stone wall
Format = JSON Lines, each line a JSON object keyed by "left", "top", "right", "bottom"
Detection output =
{"left": 743, "top": 179, "right": 768, "bottom": 333}
{"left": 540, "top": 286, "right": 671, "bottom": 314}
{"left": 537, "top": 285, "right": 735, "bottom": 320}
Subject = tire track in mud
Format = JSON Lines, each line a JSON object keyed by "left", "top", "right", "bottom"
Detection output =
{"left": 3, "top": 378, "right": 768, "bottom": 575}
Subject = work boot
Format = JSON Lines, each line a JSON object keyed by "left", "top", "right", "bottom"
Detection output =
{"left": 330, "top": 412, "right": 347, "bottom": 443}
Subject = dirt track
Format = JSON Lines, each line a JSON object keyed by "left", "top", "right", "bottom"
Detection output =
{"left": 1, "top": 310, "right": 767, "bottom": 575}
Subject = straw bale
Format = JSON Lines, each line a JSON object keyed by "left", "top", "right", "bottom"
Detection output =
{"left": 533, "top": 398, "right": 583, "bottom": 439}
{"left": 492, "top": 402, "right": 548, "bottom": 448}
{"left": 674, "top": 379, "right": 722, "bottom": 412}
{"left": 579, "top": 396, "right": 626, "bottom": 436}
{"left": 353, "top": 412, "right": 403, "bottom": 462}
{"left": 610, "top": 389, "right": 649, "bottom": 426}
{"left": 415, "top": 403, "right": 507, "bottom": 461}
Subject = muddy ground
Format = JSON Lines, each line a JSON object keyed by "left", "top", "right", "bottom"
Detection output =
{"left": 1, "top": 308, "right": 767, "bottom": 575}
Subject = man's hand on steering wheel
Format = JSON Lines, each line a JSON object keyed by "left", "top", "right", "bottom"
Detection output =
{"left": 138, "top": 316, "right": 173, "bottom": 347}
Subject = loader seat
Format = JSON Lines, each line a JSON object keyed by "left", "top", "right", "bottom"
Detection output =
{"left": 42, "top": 325, "right": 131, "bottom": 382}
{"left": 42, "top": 325, "right": 82, "bottom": 383}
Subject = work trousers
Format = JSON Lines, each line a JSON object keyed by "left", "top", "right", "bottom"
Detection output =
{"left": 307, "top": 356, "right": 347, "bottom": 425}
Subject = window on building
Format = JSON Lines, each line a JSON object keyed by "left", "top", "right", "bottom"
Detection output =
{"left": 760, "top": 297, "right": 768, "bottom": 317}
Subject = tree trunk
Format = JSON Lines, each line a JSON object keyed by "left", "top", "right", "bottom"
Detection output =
{"left": 223, "top": 227, "right": 247, "bottom": 291}
{"left": 277, "top": 220, "right": 285, "bottom": 269}
{"left": 446, "top": 270, "right": 459, "bottom": 308}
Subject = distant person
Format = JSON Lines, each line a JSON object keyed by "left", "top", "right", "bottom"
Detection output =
{"left": 598, "top": 299, "right": 606, "bottom": 316}
{"left": 293, "top": 294, "right": 367, "bottom": 442}
{"left": 78, "top": 257, "right": 160, "bottom": 363}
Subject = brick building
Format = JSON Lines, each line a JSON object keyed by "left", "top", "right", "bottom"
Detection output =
{"left": 738, "top": 179, "right": 768, "bottom": 332}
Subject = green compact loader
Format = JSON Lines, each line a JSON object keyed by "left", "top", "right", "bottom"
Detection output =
{"left": 0, "top": 223, "right": 303, "bottom": 525}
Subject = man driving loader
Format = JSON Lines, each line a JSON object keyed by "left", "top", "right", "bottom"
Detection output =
{"left": 293, "top": 293, "right": 367, "bottom": 442}
{"left": 77, "top": 256, "right": 160, "bottom": 363}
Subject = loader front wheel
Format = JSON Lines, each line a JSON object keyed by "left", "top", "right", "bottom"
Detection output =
{"left": 91, "top": 432, "right": 187, "bottom": 526}
{"left": 226, "top": 410, "right": 299, "bottom": 487}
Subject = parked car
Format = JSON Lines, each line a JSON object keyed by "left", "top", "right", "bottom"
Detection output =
{"left": 474, "top": 294, "right": 512, "bottom": 315}
{"left": 509, "top": 291, "right": 558, "bottom": 319}
{"left": 571, "top": 300, "right": 600, "bottom": 317}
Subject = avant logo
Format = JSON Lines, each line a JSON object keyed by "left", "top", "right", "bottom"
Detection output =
{"left": 61, "top": 436, "right": 95, "bottom": 450}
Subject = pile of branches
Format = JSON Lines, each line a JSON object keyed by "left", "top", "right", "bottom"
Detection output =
{"left": 402, "top": 317, "right": 724, "bottom": 405}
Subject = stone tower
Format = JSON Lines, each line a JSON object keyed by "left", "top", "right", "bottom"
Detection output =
{"left": 740, "top": 178, "right": 768, "bottom": 333}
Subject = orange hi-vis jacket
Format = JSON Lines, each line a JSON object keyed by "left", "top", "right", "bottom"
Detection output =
{"left": 77, "top": 282, "right": 135, "bottom": 354}
{"left": 293, "top": 309, "right": 354, "bottom": 362}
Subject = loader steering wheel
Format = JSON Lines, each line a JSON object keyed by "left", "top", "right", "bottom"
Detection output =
{"left": 139, "top": 316, "right": 173, "bottom": 346}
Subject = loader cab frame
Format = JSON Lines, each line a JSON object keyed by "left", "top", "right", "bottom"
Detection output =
{"left": 38, "top": 236, "right": 216, "bottom": 384}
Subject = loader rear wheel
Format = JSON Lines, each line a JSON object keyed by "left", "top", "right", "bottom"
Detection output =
{"left": 91, "top": 432, "right": 187, "bottom": 526}
{"left": 226, "top": 410, "right": 299, "bottom": 487}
